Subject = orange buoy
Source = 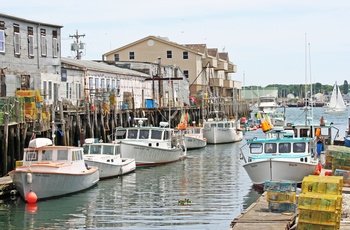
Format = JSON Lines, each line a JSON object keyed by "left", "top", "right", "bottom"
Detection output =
{"left": 315, "top": 128, "right": 321, "bottom": 137}
{"left": 26, "top": 190, "right": 38, "bottom": 203}
{"left": 26, "top": 203, "right": 38, "bottom": 214}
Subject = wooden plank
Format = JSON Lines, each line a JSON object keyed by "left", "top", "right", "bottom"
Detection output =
{"left": 231, "top": 192, "right": 296, "bottom": 229}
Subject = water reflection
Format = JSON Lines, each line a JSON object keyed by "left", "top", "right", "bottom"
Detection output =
{"left": 0, "top": 136, "right": 261, "bottom": 229}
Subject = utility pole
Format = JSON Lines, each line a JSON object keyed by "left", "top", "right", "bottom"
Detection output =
{"left": 69, "top": 30, "right": 85, "bottom": 59}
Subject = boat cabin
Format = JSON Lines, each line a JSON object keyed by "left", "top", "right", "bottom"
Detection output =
{"left": 285, "top": 123, "right": 336, "bottom": 146}
{"left": 115, "top": 127, "right": 173, "bottom": 141}
{"left": 83, "top": 143, "right": 121, "bottom": 156}
{"left": 248, "top": 139, "right": 310, "bottom": 155}
{"left": 23, "top": 146, "right": 84, "bottom": 166}
{"left": 204, "top": 119, "right": 238, "bottom": 129}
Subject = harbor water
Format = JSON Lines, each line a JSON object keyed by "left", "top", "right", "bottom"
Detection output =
{"left": 0, "top": 107, "right": 348, "bottom": 230}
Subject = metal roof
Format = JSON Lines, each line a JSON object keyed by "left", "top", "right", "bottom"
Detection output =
{"left": 61, "top": 58, "right": 149, "bottom": 77}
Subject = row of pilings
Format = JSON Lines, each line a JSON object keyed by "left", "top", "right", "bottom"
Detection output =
{"left": 0, "top": 99, "right": 251, "bottom": 176}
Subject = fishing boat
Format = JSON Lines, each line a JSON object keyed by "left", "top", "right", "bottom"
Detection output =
{"left": 256, "top": 95, "right": 285, "bottom": 128}
{"left": 257, "top": 95, "right": 279, "bottom": 114}
{"left": 114, "top": 118, "right": 187, "bottom": 167}
{"left": 324, "top": 82, "right": 347, "bottom": 113}
{"left": 240, "top": 129, "right": 318, "bottom": 185}
{"left": 203, "top": 111, "right": 243, "bottom": 144}
{"left": 176, "top": 122, "right": 207, "bottom": 150}
{"left": 82, "top": 138, "right": 136, "bottom": 179}
{"left": 9, "top": 138, "right": 99, "bottom": 202}
{"left": 241, "top": 103, "right": 339, "bottom": 185}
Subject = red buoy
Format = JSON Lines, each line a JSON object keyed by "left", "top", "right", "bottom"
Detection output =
{"left": 26, "top": 190, "right": 38, "bottom": 203}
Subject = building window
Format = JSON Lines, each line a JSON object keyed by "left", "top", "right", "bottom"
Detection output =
{"left": 95, "top": 78, "right": 99, "bottom": 92}
{"left": 52, "top": 30, "right": 58, "bottom": 58}
{"left": 13, "top": 24, "right": 20, "bottom": 56}
{"left": 183, "top": 51, "right": 188, "bottom": 59}
{"left": 40, "top": 29, "right": 47, "bottom": 57}
{"left": 89, "top": 77, "right": 93, "bottom": 94}
{"left": 167, "top": 50, "right": 172, "bottom": 58}
{"left": 106, "top": 79, "right": 110, "bottom": 91}
{"left": 129, "top": 52, "right": 134, "bottom": 60}
{"left": 101, "top": 79, "right": 105, "bottom": 90}
{"left": 183, "top": 70, "right": 189, "bottom": 78}
{"left": 114, "top": 53, "right": 119, "bottom": 61}
{"left": 66, "top": 82, "right": 69, "bottom": 98}
{"left": 76, "top": 83, "right": 81, "bottom": 99}
{"left": 28, "top": 27, "right": 34, "bottom": 57}
{"left": 48, "top": 81, "right": 52, "bottom": 99}
{"left": 0, "top": 21, "right": 5, "bottom": 53}
{"left": 43, "top": 81, "right": 47, "bottom": 100}
{"left": 61, "top": 69, "right": 67, "bottom": 82}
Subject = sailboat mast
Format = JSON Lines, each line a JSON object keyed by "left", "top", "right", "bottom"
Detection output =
{"left": 308, "top": 42, "right": 313, "bottom": 123}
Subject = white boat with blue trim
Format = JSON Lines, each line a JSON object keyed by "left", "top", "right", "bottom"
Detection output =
{"left": 240, "top": 129, "right": 318, "bottom": 185}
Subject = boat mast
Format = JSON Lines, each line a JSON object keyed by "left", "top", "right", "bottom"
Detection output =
{"left": 308, "top": 42, "right": 313, "bottom": 123}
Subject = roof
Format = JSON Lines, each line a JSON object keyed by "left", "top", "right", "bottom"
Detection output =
{"left": 103, "top": 35, "right": 203, "bottom": 57}
{"left": 218, "top": 52, "right": 229, "bottom": 61}
{"left": 184, "top": 44, "right": 207, "bottom": 54}
{"left": 207, "top": 48, "right": 218, "bottom": 57}
{"left": 61, "top": 58, "right": 149, "bottom": 77}
{"left": 0, "top": 12, "right": 63, "bottom": 28}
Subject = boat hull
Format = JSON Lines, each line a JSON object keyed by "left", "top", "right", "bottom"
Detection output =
{"left": 243, "top": 159, "right": 317, "bottom": 184}
{"left": 84, "top": 158, "right": 136, "bottom": 179}
{"left": 203, "top": 128, "right": 243, "bottom": 144}
{"left": 120, "top": 141, "right": 186, "bottom": 166}
{"left": 184, "top": 136, "right": 207, "bottom": 149}
{"left": 9, "top": 167, "right": 99, "bottom": 201}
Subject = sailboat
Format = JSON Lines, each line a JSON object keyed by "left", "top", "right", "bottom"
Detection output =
{"left": 324, "top": 82, "right": 346, "bottom": 113}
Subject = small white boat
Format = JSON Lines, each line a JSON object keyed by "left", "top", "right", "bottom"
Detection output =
{"left": 9, "top": 138, "right": 99, "bottom": 202}
{"left": 176, "top": 122, "right": 206, "bottom": 150}
{"left": 240, "top": 130, "right": 318, "bottom": 185}
{"left": 203, "top": 111, "right": 243, "bottom": 144}
{"left": 83, "top": 138, "right": 136, "bottom": 179}
{"left": 114, "top": 118, "right": 186, "bottom": 167}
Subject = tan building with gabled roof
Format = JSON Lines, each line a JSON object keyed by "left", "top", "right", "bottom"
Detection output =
{"left": 102, "top": 35, "right": 241, "bottom": 100}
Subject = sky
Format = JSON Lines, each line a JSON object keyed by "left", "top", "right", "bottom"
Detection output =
{"left": 2, "top": 0, "right": 350, "bottom": 87}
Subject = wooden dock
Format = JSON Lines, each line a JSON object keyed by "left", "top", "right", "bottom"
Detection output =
{"left": 230, "top": 192, "right": 297, "bottom": 229}
{"left": 231, "top": 176, "right": 350, "bottom": 230}
{"left": 0, "top": 175, "right": 16, "bottom": 197}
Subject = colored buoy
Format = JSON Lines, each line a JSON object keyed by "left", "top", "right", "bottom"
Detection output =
{"left": 26, "top": 190, "right": 37, "bottom": 203}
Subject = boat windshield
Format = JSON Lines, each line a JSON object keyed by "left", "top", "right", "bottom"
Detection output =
{"left": 151, "top": 130, "right": 163, "bottom": 140}
{"left": 265, "top": 143, "right": 277, "bottom": 153}
{"left": 293, "top": 143, "right": 306, "bottom": 153}
{"left": 88, "top": 145, "right": 102, "bottom": 155}
{"left": 127, "top": 130, "right": 139, "bottom": 139}
{"left": 279, "top": 143, "right": 291, "bottom": 153}
{"left": 249, "top": 143, "right": 263, "bottom": 154}
{"left": 57, "top": 150, "right": 69, "bottom": 160}
{"left": 102, "top": 145, "right": 115, "bottom": 155}
{"left": 25, "top": 150, "right": 38, "bottom": 161}
{"left": 139, "top": 130, "right": 150, "bottom": 139}
{"left": 42, "top": 150, "right": 53, "bottom": 161}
